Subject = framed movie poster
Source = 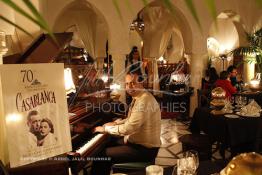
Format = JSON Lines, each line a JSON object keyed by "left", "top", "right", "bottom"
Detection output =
{"left": 0, "top": 63, "right": 72, "bottom": 168}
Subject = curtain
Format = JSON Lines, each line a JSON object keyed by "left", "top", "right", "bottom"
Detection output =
{"left": 154, "top": 28, "right": 172, "bottom": 96}
{"left": 141, "top": 6, "right": 173, "bottom": 95}
{"left": 159, "top": 28, "right": 172, "bottom": 58}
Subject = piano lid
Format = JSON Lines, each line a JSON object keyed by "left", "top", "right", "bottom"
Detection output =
{"left": 3, "top": 32, "right": 73, "bottom": 64}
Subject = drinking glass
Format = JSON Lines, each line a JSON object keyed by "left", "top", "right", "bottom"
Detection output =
{"left": 235, "top": 96, "right": 243, "bottom": 108}
{"left": 146, "top": 165, "right": 163, "bottom": 175}
{"left": 241, "top": 96, "right": 247, "bottom": 106}
{"left": 186, "top": 150, "right": 199, "bottom": 173}
{"left": 177, "top": 150, "right": 199, "bottom": 175}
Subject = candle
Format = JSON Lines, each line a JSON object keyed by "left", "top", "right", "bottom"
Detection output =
{"left": 146, "top": 165, "right": 163, "bottom": 175}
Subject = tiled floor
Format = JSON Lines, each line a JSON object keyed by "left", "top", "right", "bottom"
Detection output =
{"left": 155, "top": 119, "right": 230, "bottom": 167}
{"left": 155, "top": 119, "right": 189, "bottom": 166}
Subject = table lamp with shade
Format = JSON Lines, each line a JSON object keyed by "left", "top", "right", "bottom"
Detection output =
{"left": 110, "top": 83, "right": 121, "bottom": 101}
{"left": 64, "top": 68, "right": 76, "bottom": 95}
{"left": 249, "top": 73, "right": 262, "bottom": 91}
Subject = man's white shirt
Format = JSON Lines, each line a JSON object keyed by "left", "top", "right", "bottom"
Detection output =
{"left": 105, "top": 91, "right": 161, "bottom": 148}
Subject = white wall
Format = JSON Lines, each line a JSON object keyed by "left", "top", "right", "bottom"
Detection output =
{"left": 0, "top": 2, "right": 15, "bottom": 35}
{"left": 209, "top": 17, "right": 239, "bottom": 73}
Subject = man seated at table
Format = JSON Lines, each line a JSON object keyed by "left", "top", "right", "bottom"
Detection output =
{"left": 215, "top": 71, "right": 237, "bottom": 99}
{"left": 227, "top": 65, "right": 242, "bottom": 90}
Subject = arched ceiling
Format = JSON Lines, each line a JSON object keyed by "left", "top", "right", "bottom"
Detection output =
{"left": 130, "top": 0, "right": 192, "bottom": 58}
{"left": 53, "top": 0, "right": 109, "bottom": 58}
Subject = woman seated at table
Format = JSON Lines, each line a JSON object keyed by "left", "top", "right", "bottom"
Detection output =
{"left": 202, "top": 67, "right": 219, "bottom": 90}
{"left": 215, "top": 71, "right": 237, "bottom": 98}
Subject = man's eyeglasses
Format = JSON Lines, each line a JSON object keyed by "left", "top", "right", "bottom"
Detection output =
{"left": 126, "top": 82, "right": 136, "bottom": 86}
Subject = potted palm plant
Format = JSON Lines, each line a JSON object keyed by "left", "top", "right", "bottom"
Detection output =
{"left": 230, "top": 28, "right": 262, "bottom": 91}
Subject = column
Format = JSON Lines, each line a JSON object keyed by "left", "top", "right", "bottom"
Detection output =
{"left": 112, "top": 53, "right": 126, "bottom": 103}
{"left": 0, "top": 31, "right": 8, "bottom": 64}
{"left": 0, "top": 31, "right": 8, "bottom": 165}
{"left": 243, "top": 58, "right": 255, "bottom": 83}
{"left": 189, "top": 52, "right": 208, "bottom": 117}
{"left": 146, "top": 58, "right": 160, "bottom": 95}
{"left": 147, "top": 58, "right": 154, "bottom": 89}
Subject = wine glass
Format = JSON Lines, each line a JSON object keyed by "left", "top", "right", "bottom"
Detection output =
{"left": 176, "top": 150, "right": 199, "bottom": 175}
{"left": 235, "top": 96, "right": 243, "bottom": 108}
{"left": 176, "top": 157, "right": 189, "bottom": 175}
{"left": 187, "top": 150, "right": 199, "bottom": 173}
{"left": 241, "top": 96, "right": 247, "bottom": 106}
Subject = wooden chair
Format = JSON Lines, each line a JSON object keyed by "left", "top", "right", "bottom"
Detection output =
{"left": 179, "top": 134, "right": 212, "bottom": 161}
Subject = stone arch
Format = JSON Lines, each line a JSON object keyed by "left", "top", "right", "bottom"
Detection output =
{"left": 254, "top": 15, "right": 262, "bottom": 31}
{"left": 129, "top": 0, "right": 192, "bottom": 59}
{"left": 167, "top": 28, "right": 184, "bottom": 63}
{"left": 207, "top": 10, "right": 249, "bottom": 73}
{"left": 53, "top": 0, "right": 109, "bottom": 58}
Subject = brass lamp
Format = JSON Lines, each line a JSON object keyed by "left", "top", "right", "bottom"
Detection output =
{"left": 249, "top": 73, "right": 262, "bottom": 91}
{"left": 110, "top": 83, "right": 121, "bottom": 101}
{"left": 221, "top": 152, "right": 262, "bottom": 175}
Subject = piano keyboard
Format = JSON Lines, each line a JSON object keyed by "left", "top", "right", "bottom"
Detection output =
{"left": 76, "top": 133, "right": 105, "bottom": 155}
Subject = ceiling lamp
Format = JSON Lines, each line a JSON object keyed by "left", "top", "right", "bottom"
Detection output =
{"left": 130, "top": 15, "right": 145, "bottom": 31}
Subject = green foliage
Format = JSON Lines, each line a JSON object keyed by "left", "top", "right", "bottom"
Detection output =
{"left": 0, "top": 14, "right": 33, "bottom": 37}
{"left": 0, "top": 0, "right": 54, "bottom": 40}
{"left": 112, "top": 0, "right": 123, "bottom": 21}
{"left": 255, "top": 0, "right": 262, "bottom": 6}
{"left": 231, "top": 28, "right": 262, "bottom": 72}
{"left": 204, "top": 0, "right": 217, "bottom": 28}
{"left": 184, "top": 0, "right": 202, "bottom": 32}
{"left": 0, "top": 0, "right": 261, "bottom": 41}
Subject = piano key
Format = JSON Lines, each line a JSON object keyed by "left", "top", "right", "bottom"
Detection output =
{"left": 76, "top": 133, "right": 105, "bottom": 155}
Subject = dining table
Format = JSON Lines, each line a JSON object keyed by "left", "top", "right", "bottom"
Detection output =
{"left": 123, "top": 160, "right": 227, "bottom": 175}
{"left": 189, "top": 107, "right": 262, "bottom": 156}
{"left": 233, "top": 90, "right": 262, "bottom": 106}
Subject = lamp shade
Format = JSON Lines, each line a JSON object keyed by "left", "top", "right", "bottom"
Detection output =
{"left": 110, "top": 83, "right": 121, "bottom": 91}
{"left": 64, "top": 68, "right": 76, "bottom": 94}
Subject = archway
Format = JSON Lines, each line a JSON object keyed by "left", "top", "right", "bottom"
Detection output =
{"left": 128, "top": 1, "right": 192, "bottom": 92}
{"left": 207, "top": 11, "right": 241, "bottom": 73}
{"left": 53, "top": 0, "right": 109, "bottom": 60}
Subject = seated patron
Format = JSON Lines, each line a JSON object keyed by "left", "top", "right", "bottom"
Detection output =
{"left": 227, "top": 65, "right": 242, "bottom": 90}
{"left": 215, "top": 71, "right": 237, "bottom": 98}
{"left": 202, "top": 67, "right": 219, "bottom": 90}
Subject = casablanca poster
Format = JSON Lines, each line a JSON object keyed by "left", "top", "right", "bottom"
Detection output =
{"left": 0, "top": 63, "right": 72, "bottom": 168}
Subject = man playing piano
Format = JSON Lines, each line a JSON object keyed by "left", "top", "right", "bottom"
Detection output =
{"left": 92, "top": 71, "right": 161, "bottom": 175}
